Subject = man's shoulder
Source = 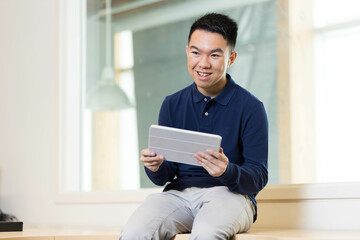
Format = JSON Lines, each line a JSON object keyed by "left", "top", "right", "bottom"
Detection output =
{"left": 226, "top": 74, "right": 262, "bottom": 106}
{"left": 232, "top": 83, "right": 263, "bottom": 107}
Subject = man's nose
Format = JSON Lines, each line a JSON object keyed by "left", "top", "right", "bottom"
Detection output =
{"left": 198, "top": 56, "right": 211, "bottom": 68}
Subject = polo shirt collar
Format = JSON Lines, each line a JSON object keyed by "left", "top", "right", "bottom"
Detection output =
{"left": 192, "top": 73, "right": 236, "bottom": 106}
{"left": 192, "top": 83, "right": 205, "bottom": 103}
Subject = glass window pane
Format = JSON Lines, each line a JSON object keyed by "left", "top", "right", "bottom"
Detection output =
{"left": 315, "top": 26, "right": 360, "bottom": 182}
{"left": 82, "top": 0, "right": 278, "bottom": 191}
{"left": 314, "top": 0, "right": 360, "bottom": 28}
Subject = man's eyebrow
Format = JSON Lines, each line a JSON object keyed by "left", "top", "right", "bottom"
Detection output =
{"left": 189, "top": 45, "right": 224, "bottom": 53}
{"left": 189, "top": 45, "right": 200, "bottom": 51}
{"left": 210, "top": 48, "right": 224, "bottom": 53}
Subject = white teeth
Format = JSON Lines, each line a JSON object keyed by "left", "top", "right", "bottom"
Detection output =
{"left": 198, "top": 72, "right": 210, "bottom": 77}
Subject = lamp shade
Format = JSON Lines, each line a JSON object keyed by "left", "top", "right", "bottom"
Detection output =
{"left": 86, "top": 67, "right": 132, "bottom": 111}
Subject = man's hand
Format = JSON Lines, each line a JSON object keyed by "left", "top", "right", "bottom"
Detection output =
{"left": 194, "top": 148, "right": 229, "bottom": 177}
{"left": 140, "top": 149, "right": 165, "bottom": 172}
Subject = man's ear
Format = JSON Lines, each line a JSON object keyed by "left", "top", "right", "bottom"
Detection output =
{"left": 186, "top": 45, "right": 189, "bottom": 56}
{"left": 227, "top": 51, "right": 238, "bottom": 67}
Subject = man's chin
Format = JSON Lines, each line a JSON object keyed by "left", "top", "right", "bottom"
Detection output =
{"left": 194, "top": 81, "right": 210, "bottom": 90}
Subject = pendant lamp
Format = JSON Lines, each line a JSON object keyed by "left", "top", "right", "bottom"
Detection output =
{"left": 86, "top": 0, "right": 132, "bottom": 111}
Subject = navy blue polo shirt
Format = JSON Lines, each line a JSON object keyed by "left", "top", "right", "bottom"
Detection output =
{"left": 145, "top": 74, "right": 268, "bottom": 222}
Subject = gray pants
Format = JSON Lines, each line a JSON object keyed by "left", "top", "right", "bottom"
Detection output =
{"left": 119, "top": 186, "right": 255, "bottom": 240}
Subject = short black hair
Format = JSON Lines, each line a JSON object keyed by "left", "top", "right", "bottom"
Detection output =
{"left": 188, "top": 13, "right": 238, "bottom": 51}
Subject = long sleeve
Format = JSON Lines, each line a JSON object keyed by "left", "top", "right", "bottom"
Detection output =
{"left": 217, "top": 103, "right": 268, "bottom": 195}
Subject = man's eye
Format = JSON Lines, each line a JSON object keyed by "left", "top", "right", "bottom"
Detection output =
{"left": 192, "top": 51, "right": 199, "bottom": 55}
{"left": 211, "top": 54, "right": 220, "bottom": 58}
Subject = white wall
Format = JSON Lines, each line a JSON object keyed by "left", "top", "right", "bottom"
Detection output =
{"left": 0, "top": 0, "right": 58, "bottom": 223}
{"left": 0, "top": 0, "right": 359, "bottom": 231}
{"left": 0, "top": 0, "right": 140, "bottom": 227}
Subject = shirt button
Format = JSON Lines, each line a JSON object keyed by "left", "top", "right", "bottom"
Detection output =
{"left": 205, "top": 112, "right": 209, "bottom": 116}
{"left": 204, "top": 98, "right": 208, "bottom": 102}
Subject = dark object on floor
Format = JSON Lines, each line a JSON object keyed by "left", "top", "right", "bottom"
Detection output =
{"left": 0, "top": 221, "right": 23, "bottom": 232}
{"left": 0, "top": 209, "right": 23, "bottom": 232}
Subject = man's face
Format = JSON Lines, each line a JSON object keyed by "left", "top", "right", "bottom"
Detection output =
{"left": 186, "top": 29, "right": 237, "bottom": 98}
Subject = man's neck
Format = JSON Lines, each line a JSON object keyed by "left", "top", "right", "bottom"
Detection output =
{"left": 197, "top": 77, "right": 228, "bottom": 98}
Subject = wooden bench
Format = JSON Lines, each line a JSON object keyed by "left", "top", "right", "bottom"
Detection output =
{"left": 172, "top": 228, "right": 360, "bottom": 240}
{"left": 0, "top": 227, "right": 359, "bottom": 240}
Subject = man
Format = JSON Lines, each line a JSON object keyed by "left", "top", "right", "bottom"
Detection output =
{"left": 120, "top": 13, "right": 268, "bottom": 240}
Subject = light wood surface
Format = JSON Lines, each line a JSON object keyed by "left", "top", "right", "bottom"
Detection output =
{"left": 0, "top": 227, "right": 359, "bottom": 240}
{"left": 277, "top": 0, "right": 316, "bottom": 184}
{"left": 0, "top": 226, "right": 119, "bottom": 240}
{"left": 174, "top": 228, "right": 360, "bottom": 240}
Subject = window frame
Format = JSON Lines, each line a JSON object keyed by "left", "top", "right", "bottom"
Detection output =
{"left": 58, "top": 0, "right": 84, "bottom": 194}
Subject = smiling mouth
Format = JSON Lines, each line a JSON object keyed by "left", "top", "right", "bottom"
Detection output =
{"left": 196, "top": 71, "right": 212, "bottom": 77}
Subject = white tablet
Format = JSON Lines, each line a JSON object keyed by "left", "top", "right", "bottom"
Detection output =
{"left": 148, "top": 125, "right": 222, "bottom": 166}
